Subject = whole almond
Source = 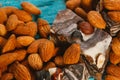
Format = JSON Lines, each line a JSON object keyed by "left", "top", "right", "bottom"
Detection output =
{"left": 0, "top": 24, "right": 7, "bottom": 36}
{"left": 13, "top": 22, "right": 37, "bottom": 37}
{"left": 75, "top": 7, "right": 87, "bottom": 19}
{"left": 81, "top": 0, "right": 92, "bottom": 12}
{"left": 111, "top": 38, "right": 120, "bottom": 56}
{"left": 13, "top": 9, "right": 32, "bottom": 22}
{"left": 109, "top": 51, "right": 120, "bottom": 65}
{"left": 0, "top": 9, "right": 7, "bottom": 24}
{"left": 6, "top": 14, "right": 19, "bottom": 31}
{"left": 105, "top": 75, "right": 120, "bottom": 80}
{"left": 27, "top": 39, "right": 44, "bottom": 54}
{"left": 2, "top": 6, "right": 18, "bottom": 15}
{"left": 28, "top": 53, "right": 43, "bottom": 70}
{"left": 9, "top": 62, "right": 31, "bottom": 80}
{"left": 39, "top": 39, "right": 55, "bottom": 62}
{"left": 106, "top": 64, "right": 120, "bottom": 78}
{"left": 108, "top": 11, "right": 120, "bottom": 23}
{"left": 0, "top": 66, "right": 7, "bottom": 77}
{"left": 37, "top": 18, "right": 50, "bottom": 38}
{"left": 66, "top": 0, "right": 81, "bottom": 10}
{"left": 0, "top": 52, "right": 17, "bottom": 68}
{"left": 63, "top": 43, "right": 81, "bottom": 64}
{"left": 21, "top": 2, "right": 41, "bottom": 15}
{"left": 87, "top": 11, "right": 106, "bottom": 29}
{"left": 2, "top": 34, "right": 16, "bottom": 53}
{"left": 17, "top": 36, "right": 35, "bottom": 46}
{"left": 104, "top": 0, "right": 120, "bottom": 10}
{"left": 1, "top": 73, "right": 13, "bottom": 80}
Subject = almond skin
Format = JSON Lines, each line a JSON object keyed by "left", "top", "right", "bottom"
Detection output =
{"left": 104, "top": 0, "right": 120, "bottom": 10}
{"left": 43, "top": 62, "right": 56, "bottom": 70}
{"left": 13, "top": 22, "right": 37, "bottom": 37}
{"left": 2, "top": 6, "right": 18, "bottom": 15}
{"left": 1, "top": 73, "right": 13, "bottom": 80}
{"left": 13, "top": 9, "right": 32, "bottom": 22}
{"left": 27, "top": 39, "right": 44, "bottom": 54}
{"left": 28, "top": 53, "right": 43, "bottom": 70}
{"left": 2, "top": 34, "right": 16, "bottom": 53}
{"left": 81, "top": 0, "right": 92, "bottom": 12}
{"left": 75, "top": 7, "right": 87, "bottom": 19}
{"left": 21, "top": 2, "right": 41, "bottom": 15}
{"left": 39, "top": 39, "right": 55, "bottom": 62}
{"left": 105, "top": 75, "right": 120, "bottom": 80}
{"left": 0, "top": 24, "right": 7, "bottom": 36}
{"left": 108, "top": 11, "right": 120, "bottom": 23}
{"left": 109, "top": 51, "right": 120, "bottom": 65}
{"left": 54, "top": 56, "right": 64, "bottom": 66}
{"left": 15, "top": 49, "right": 27, "bottom": 61}
{"left": 17, "top": 36, "right": 35, "bottom": 46}
{"left": 106, "top": 64, "right": 120, "bottom": 78}
{"left": 0, "top": 37, "right": 7, "bottom": 48}
{"left": 87, "top": 11, "right": 106, "bottom": 29}
{"left": 0, "top": 9, "right": 7, "bottom": 24}
{"left": 37, "top": 18, "right": 50, "bottom": 38}
{"left": 0, "top": 52, "right": 17, "bottom": 68}
{"left": 111, "top": 38, "right": 120, "bottom": 56}
{"left": 6, "top": 14, "right": 19, "bottom": 31}
{"left": 9, "top": 62, "right": 31, "bottom": 80}
{"left": 66, "top": 0, "right": 81, "bottom": 10}
{"left": 63, "top": 43, "right": 81, "bottom": 64}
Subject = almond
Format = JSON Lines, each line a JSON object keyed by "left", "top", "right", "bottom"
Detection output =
{"left": 66, "top": 0, "right": 81, "bottom": 10}
{"left": 63, "top": 43, "right": 81, "bottom": 64}
{"left": 54, "top": 56, "right": 64, "bottom": 66}
{"left": 21, "top": 2, "right": 41, "bottom": 15}
{"left": 109, "top": 51, "right": 120, "bottom": 65}
{"left": 13, "top": 21, "right": 37, "bottom": 37}
{"left": 111, "top": 38, "right": 120, "bottom": 56}
{"left": 2, "top": 6, "right": 18, "bottom": 15}
{"left": 75, "top": 7, "right": 87, "bottom": 19}
{"left": 0, "top": 52, "right": 17, "bottom": 68}
{"left": 106, "top": 64, "right": 120, "bottom": 78}
{"left": 1, "top": 73, "right": 13, "bottom": 80}
{"left": 0, "top": 37, "right": 7, "bottom": 48}
{"left": 39, "top": 39, "right": 55, "bottom": 62}
{"left": 6, "top": 14, "right": 19, "bottom": 31}
{"left": 27, "top": 39, "right": 43, "bottom": 54}
{"left": 108, "top": 11, "right": 120, "bottom": 23}
{"left": 43, "top": 62, "right": 56, "bottom": 70}
{"left": 15, "top": 49, "right": 27, "bottom": 61}
{"left": 0, "top": 24, "right": 7, "bottom": 36}
{"left": 2, "top": 34, "right": 16, "bottom": 53}
{"left": 0, "top": 66, "right": 7, "bottom": 77}
{"left": 13, "top": 9, "right": 32, "bottom": 22}
{"left": 28, "top": 53, "right": 43, "bottom": 70}
{"left": 81, "top": 0, "right": 92, "bottom": 12}
{"left": 103, "top": 0, "right": 120, "bottom": 10}
{"left": 9, "top": 61, "right": 31, "bottom": 80}
{"left": 0, "top": 9, "right": 7, "bottom": 24}
{"left": 105, "top": 75, "right": 120, "bottom": 80}
{"left": 87, "top": 11, "right": 106, "bottom": 29}
{"left": 37, "top": 18, "right": 50, "bottom": 38}
{"left": 17, "top": 36, "right": 35, "bottom": 46}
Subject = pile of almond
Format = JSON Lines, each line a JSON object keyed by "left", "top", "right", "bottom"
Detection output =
{"left": 0, "top": 2, "right": 82, "bottom": 80}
